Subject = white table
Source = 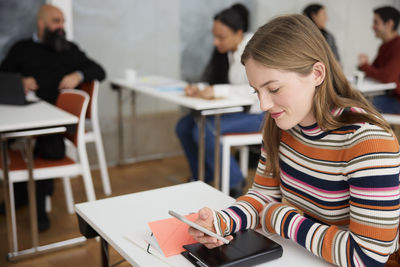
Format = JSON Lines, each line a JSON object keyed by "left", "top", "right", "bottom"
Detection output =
{"left": 0, "top": 101, "right": 77, "bottom": 132}
{"left": 110, "top": 76, "right": 254, "bottom": 188}
{"left": 348, "top": 76, "right": 396, "bottom": 98}
{"left": 75, "top": 181, "right": 331, "bottom": 267}
{"left": 0, "top": 101, "right": 85, "bottom": 261}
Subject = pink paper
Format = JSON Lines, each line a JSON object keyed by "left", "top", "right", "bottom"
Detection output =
{"left": 148, "top": 213, "right": 198, "bottom": 257}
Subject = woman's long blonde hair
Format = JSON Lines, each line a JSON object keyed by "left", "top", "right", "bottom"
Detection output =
{"left": 241, "top": 14, "right": 391, "bottom": 178}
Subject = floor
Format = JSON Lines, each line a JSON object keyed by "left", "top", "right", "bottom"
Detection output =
{"left": 0, "top": 155, "right": 255, "bottom": 267}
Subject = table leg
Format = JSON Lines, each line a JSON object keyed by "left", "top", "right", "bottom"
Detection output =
{"left": 117, "top": 87, "right": 124, "bottom": 165}
{"left": 213, "top": 114, "right": 221, "bottom": 189}
{"left": 1, "top": 129, "right": 87, "bottom": 261}
{"left": 197, "top": 115, "right": 205, "bottom": 182}
{"left": 25, "top": 137, "right": 39, "bottom": 248}
{"left": 101, "top": 237, "right": 109, "bottom": 267}
{"left": 1, "top": 138, "right": 18, "bottom": 254}
{"left": 130, "top": 91, "right": 137, "bottom": 161}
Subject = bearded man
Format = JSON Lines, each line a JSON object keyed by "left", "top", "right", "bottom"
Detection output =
{"left": 0, "top": 4, "right": 105, "bottom": 103}
{"left": 0, "top": 4, "right": 105, "bottom": 231}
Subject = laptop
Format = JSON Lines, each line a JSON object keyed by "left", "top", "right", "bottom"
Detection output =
{"left": 0, "top": 72, "right": 34, "bottom": 105}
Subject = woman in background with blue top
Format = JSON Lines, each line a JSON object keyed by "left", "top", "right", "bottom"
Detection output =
{"left": 176, "top": 3, "right": 264, "bottom": 197}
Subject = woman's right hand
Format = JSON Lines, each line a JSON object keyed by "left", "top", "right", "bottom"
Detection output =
{"left": 358, "top": 53, "right": 369, "bottom": 66}
{"left": 188, "top": 207, "right": 233, "bottom": 249}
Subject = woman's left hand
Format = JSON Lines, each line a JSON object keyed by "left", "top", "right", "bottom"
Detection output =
{"left": 184, "top": 84, "right": 199, "bottom": 97}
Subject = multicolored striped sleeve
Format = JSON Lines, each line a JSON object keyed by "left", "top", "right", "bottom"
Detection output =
{"left": 214, "top": 145, "right": 282, "bottom": 237}
{"left": 261, "top": 126, "right": 400, "bottom": 266}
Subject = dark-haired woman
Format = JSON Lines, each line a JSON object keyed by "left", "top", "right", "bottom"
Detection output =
{"left": 303, "top": 3, "right": 340, "bottom": 62}
{"left": 176, "top": 4, "right": 264, "bottom": 197}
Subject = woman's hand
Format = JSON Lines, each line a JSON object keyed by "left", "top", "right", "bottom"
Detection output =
{"left": 184, "top": 85, "right": 215, "bottom": 99}
{"left": 358, "top": 53, "right": 369, "bottom": 66}
{"left": 188, "top": 207, "right": 233, "bottom": 249}
{"left": 197, "top": 86, "right": 214, "bottom": 99}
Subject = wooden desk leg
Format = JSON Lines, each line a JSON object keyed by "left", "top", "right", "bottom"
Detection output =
{"left": 213, "top": 114, "right": 221, "bottom": 189}
{"left": 197, "top": 116, "right": 206, "bottom": 182}
{"left": 101, "top": 237, "right": 109, "bottom": 267}
{"left": 25, "top": 137, "right": 39, "bottom": 248}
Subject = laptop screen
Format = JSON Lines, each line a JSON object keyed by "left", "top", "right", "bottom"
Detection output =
{"left": 0, "top": 72, "right": 28, "bottom": 105}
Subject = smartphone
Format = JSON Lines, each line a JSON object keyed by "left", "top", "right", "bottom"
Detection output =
{"left": 168, "top": 210, "right": 230, "bottom": 244}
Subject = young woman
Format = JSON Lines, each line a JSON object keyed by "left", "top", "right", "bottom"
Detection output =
{"left": 189, "top": 14, "right": 400, "bottom": 266}
{"left": 303, "top": 3, "right": 340, "bottom": 62}
{"left": 176, "top": 3, "right": 264, "bottom": 197}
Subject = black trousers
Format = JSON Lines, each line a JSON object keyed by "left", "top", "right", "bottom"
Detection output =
{"left": 12, "top": 179, "right": 54, "bottom": 215}
{"left": 12, "top": 133, "right": 64, "bottom": 216}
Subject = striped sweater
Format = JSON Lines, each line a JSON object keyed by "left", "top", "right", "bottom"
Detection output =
{"left": 214, "top": 119, "right": 400, "bottom": 266}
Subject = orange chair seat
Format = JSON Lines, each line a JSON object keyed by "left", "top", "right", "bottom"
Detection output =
{"left": 0, "top": 150, "right": 75, "bottom": 171}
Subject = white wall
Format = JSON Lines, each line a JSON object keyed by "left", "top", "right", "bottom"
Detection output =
{"left": 254, "top": 0, "right": 400, "bottom": 75}
{"left": 73, "top": 0, "right": 181, "bottom": 120}
{"left": 72, "top": 0, "right": 183, "bottom": 162}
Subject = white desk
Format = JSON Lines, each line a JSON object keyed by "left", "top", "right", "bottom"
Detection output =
{"left": 75, "top": 181, "right": 331, "bottom": 267}
{"left": 111, "top": 76, "right": 254, "bottom": 188}
{"left": 0, "top": 101, "right": 84, "bottom": 261}
{"left": 348, "top": 76, "right": 396, "bottom": 97}
{"left": 112, "top": 77, "right": 254, "bottom": 111}
{"left": 0, "top": 101, "right": 77, "bottom": 132}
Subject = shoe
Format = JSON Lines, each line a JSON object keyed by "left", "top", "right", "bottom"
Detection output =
{"left": 38, "top": 212, "right": 50, "bottom": 232}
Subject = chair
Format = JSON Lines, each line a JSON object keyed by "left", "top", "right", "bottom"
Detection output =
{"left": 0, "top": 89, "right": 96, "bottom": 227}
{"left": 221, "top": 132, "right": 262, "bottom": 195}
{"left": 78, "top": 81, "right": 111, "bottom": 196}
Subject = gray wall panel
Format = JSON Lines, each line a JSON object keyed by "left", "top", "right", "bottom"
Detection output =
{"left": 0, "top": 0, "right": 45, "bottom": 61}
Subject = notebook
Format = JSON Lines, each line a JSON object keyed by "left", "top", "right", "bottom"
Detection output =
{"left": 0, "top": 72, "right": 32, "bottom": 105}
{"left": 182, "top": 229, "right": 282, "bottom": 267}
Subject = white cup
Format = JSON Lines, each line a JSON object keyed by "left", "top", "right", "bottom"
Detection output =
{"left": 354, "top": 70, "right": 365, "bottom": 87}
{"left": 125, "top": 69, "right": 137, "bottom": 83}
